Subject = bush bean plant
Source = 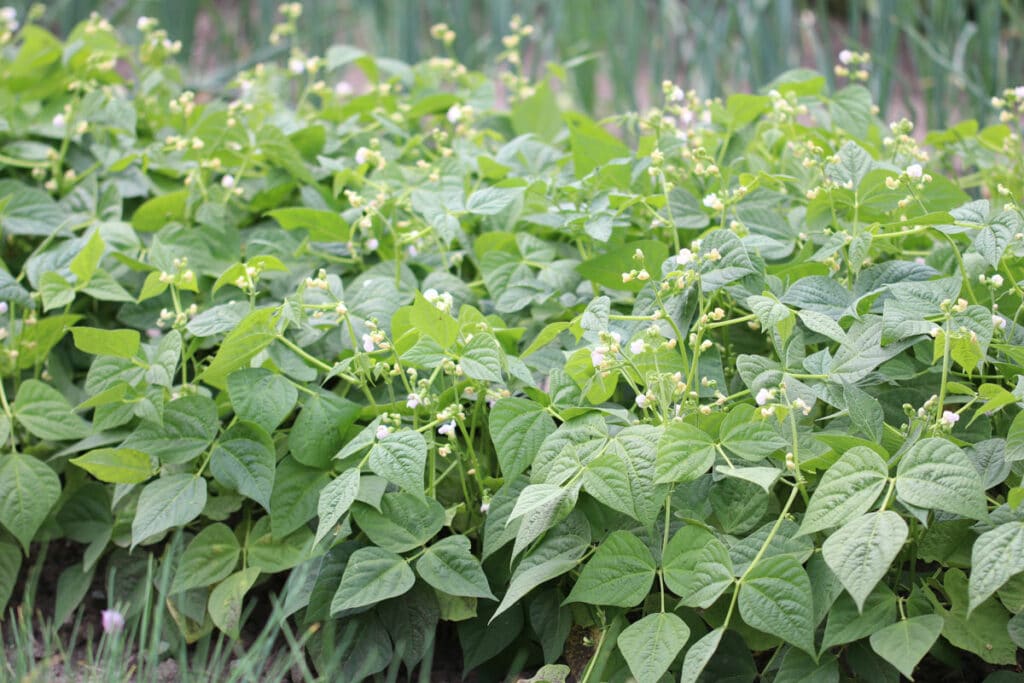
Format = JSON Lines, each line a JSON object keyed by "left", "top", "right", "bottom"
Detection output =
{"left": 1, "top": 6, "right": 1024, "bottom": 682}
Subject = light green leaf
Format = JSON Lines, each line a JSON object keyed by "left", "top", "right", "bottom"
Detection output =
{"left": 466, "top": 186, "right": 524, "bottom": 216}
{"left": 330, "top": 546, "right": 415, "bottom": 613}
{"left": 663, "top": 526, "right": 734, "bottom": 608}
{"left": 70, "top": 448, "right": 154, "bottom": 484}
{"left": 71, "top": 326, "right": 140, "bottom": 359}
{"left": 564, "top": 531, "right": 656, "bottom": 607}
{"left": 69, "top": 230, "right": 105, "bottom": 284}
{"left": 416, "top": 535, "right": 495, "bottom": 599}
{"left": 1003, "top": 411, "right": 1024, "bottom": 462}
{"left": 968, "top": 521, "right": 1024, "bottom": 613}
{"left": 868, "top": 615, "right": 943, "bottom": 680}
{"left": 896, "top": 437, "right": 987, "bottom": 520}
{"left": 199, "top": 306, "right": 277, "bottom": 390}
{"left": 0, "top": 453, "right": 61, "bottom": 553}
{"left": 367, "top": 429, "right": 427, "bottom": 496}
{"left": 267, "top": 207, "right": 351, "bottom": 242}
{"left": 314, "top": 468, "right": 361, "bottom": 546}
{"left": 822, "top": 511, "right": 907, "bottom": 611}
{"left": 800, "top": 446, "right": 889, "bottom": 535}
{"left": 131, "top": 474, "right": 207, "bottom": 548}
{"left": 208, "top": 567, "right": 260, "bottom": 638}
{"left": 410, "top": 291, "right": 459, "bottom": 350}
{"left": 170, "top": 523, "right": 240, "bottom": 594}
{"left": 617, "top": 612, "right": 689, "bottom": 683}
{"left": 738, "top": 555, "right": 815, "bottom": 655}
{"left": 210, "top": 421, "right": 275, "bottom": 512}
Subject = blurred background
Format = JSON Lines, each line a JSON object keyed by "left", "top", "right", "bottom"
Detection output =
{"left": 14, "top": 0, "right": 1024, "bottom": 128}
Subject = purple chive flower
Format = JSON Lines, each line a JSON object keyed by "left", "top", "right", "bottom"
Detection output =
{"left": 101, "top": 609, "right": 125, "bottom": 634}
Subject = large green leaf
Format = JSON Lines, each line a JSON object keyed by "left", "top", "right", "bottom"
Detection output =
{"left": 617, "top": 612, "right": 690, "bottom": 683}
{"left": 564, "top": 530, "right": 656, "bottom": 607}
{"left": 0, "top": 453, "right": 61, "bottom": 553}
{"left": 738, "top": 555, "right": 815, "bottom": 655}
{"left": 288, "top": 392, "right": 359, "bottom": 469}
{"left": 12, "top": 379, "right": 90, "bottom": 441}
{"left": 968, "top": 521, "right": 1024, "bottom": 612}
{"left": 416, "top": 535, "right": 494, "bottom": 599}
{"left": 330, "top": 546, "right": 415, "bottom": 613}
{"left": 663, "top": 526, "right": 734, "bottom": 608}
{"left": 868, "top": 615, "right": 943, "bottom": 680}
{"left": 70, "top": 448, "right": 154, "bottom": 484}
{"left": 122, "top": 395, "right": 218, "bottom": 465}
{"left": 492, "top": 519, "right": 589, "bottom": 620}
{"left": 489, "top": 398, "right": 556, "bottom": 478}
{"left": 367, "top": 429, "right": 427, "bottom": 496}
{"left": 171, "top": 523, "right": 241, "bottom": 594}
{"left": 227, "top": 368, "right": 297, "bottom": 432}
{"left": 131, "top": 474, "right": 207, "bottom": 548}
{"left": 800, "top": 446, "right": 889, "bottom": 535}
{"left": 209, "top": 421, "right": 275, "bottom": 512}
{"left": 351, "top": 492, "right": 445, "bottom": 553}
{"left": 208, "top": 567, "right": 260, "bottom": 638}
{"left": 895, "top": 438, "right": 987, "bottom": 520}
{"left": 655, "top": 422, "right": 716, "bottom": 484}
{"left": 822, "top": 511, "right": 907, "bottom": 611}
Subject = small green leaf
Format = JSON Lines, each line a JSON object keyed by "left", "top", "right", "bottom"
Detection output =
{"left": 267, "top": 207, "right": 350, "bottom": 242}
{"left": 314, "top": 468, "right": 360, "bottom": 546}
{"left": 70, "top": 448, "right": 154, "bottom": 484}
{"left": 564, "top": 531, "right": 656, "bottom": 607}
{"left": 617, "top": 612, "right": 690, "bottom": 683}
{"left": 208, "top": 567, "right": 260, "bottom": 638}
{"left": 330, "top": 546, "right": 415, "bottom": 614}
{"left": 868, "top": 615, "right": 943, "bottom": 680}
